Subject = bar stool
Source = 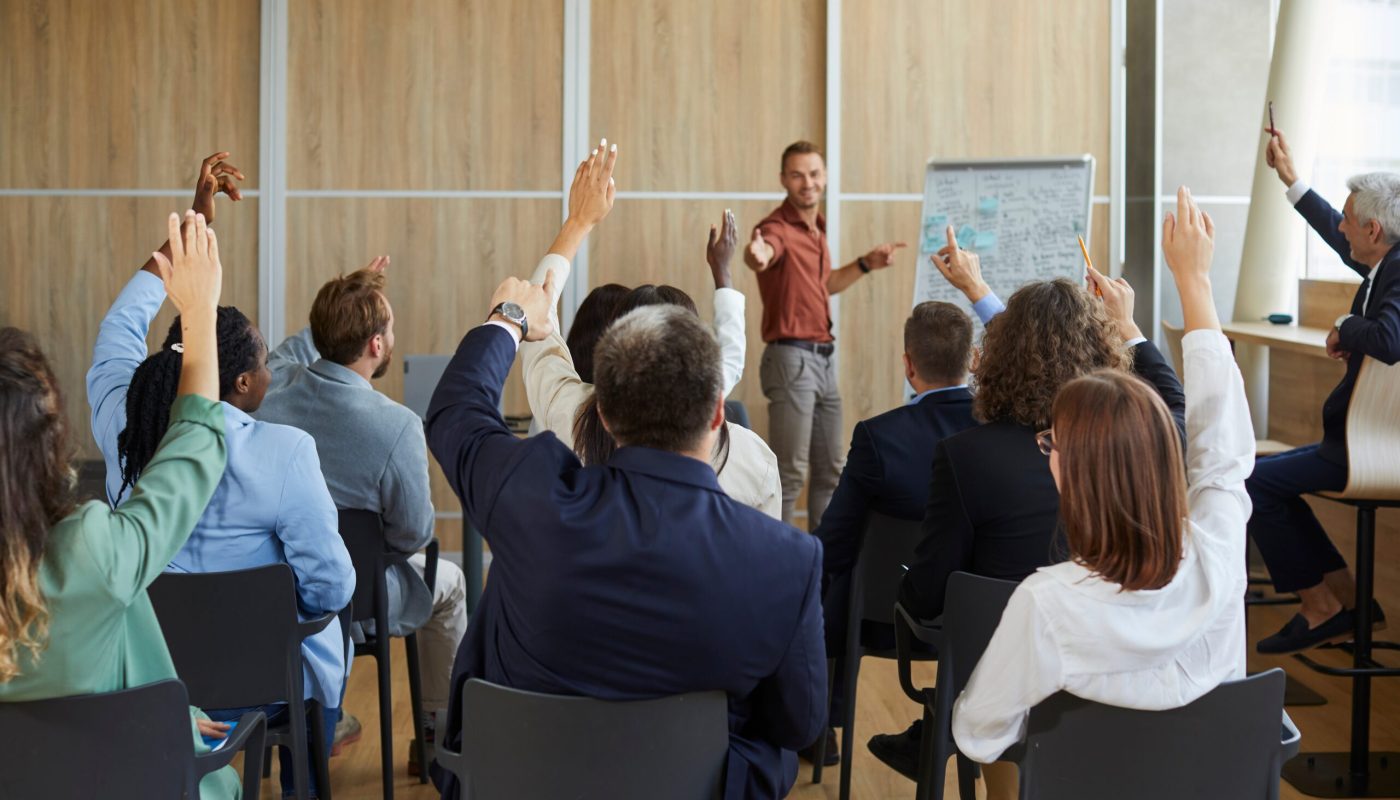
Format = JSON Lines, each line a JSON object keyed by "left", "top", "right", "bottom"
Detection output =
{"left": 1283, "top": 355, "right": 1400, "bottom": 797}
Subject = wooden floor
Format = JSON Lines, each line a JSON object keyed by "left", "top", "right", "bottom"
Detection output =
{"left": 234, "top": 599, "right": 1400, "bottom": 799}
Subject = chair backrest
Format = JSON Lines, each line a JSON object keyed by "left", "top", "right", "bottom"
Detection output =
{"left": 1159, "top": 320, "right": 1185, "bottom": 375}
{"left": 338, "top": 509, "right": 392, "bottom": 626}
{"left": 943, "top": 571, "right": 1019, "bottom": 698}
{"left": 449, "top": 679, "right": 728, "bottom": 800}
{"left": 0, "top": 679, "right": 197, "bottom": 799}
{"left": 851, "top": 512, "right": 926, "bottom": 628}
{"left": 723, "top": 399, "right": 751, "bottom": 430}
{"left": 1341, "top": 356, "right": 1400, "bottom": 499}
{"left": 148, "top": 564, "right": 306, "bottom": 709}
{"left": 1016, "top": 669, "right": 1287, "bottom": 800}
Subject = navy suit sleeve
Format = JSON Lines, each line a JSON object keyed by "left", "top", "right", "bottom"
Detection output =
{"left": 899, "top": 439, "right": 973, "bottom": 620}
{"left": 1296, "top": 190, "right": 1371, "bottom": 279}
{"left": 748, "top": 538, "right": 827, "bottom": 750}
{"left": 1131, "top": 340, "right": 1187, "bottom": 444}
{"left": 1338, "top": 277, "right": 1400, "bottom": 364}
{"left": 425, "top": 325, "right": 581, "bottom": 559}
{"left": 813, "top": 422, "right": 881, "bottom": 588}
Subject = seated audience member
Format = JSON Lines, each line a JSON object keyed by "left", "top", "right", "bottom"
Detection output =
{"left": 952, "top": 187, "right": 1251, "bottom": 799}
{"left": 256, "top": 257, "right": 469, "bottom": 760}
{"left": 807, "top": 301, "right": 976, "bottom": 765}
{"left": 563, "top": 282, "right": 629, "bottom": 383}
{"left": 519, "top": 147, "right": 781, "bottom": 517}
{"left": 426, "top": 147, "right": 826, "bottom": 800}
{"left": 869, "top": 229, "right": 1185, "bottom": 778}
{"left": 0, "top": 212, "right": 240, "bottom": 799}
{"left": 1250, "top": 130, "right": 1400, "bottom": 653}
{"left": 85, "top": 157, "right": 353, "bottom": 798}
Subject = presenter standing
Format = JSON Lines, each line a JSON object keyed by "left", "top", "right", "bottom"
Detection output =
{"left": 746, "top": 141, "right": 907, "bottom": 527}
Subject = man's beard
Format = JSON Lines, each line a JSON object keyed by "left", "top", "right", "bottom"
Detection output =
{"left": 372, "top": 351, "right": 393, "bottom": 380}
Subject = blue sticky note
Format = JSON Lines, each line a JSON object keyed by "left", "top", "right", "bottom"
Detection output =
{"left": 977, "top": 196, "right": 999, "bottom": 216}
{"left": 924, "top": 214, "right": 948, "bottom": 231}
{"left": 973, "top": 230, "right": 998, "bottom": 252}
{"left": 1072, "top": 219, "right": 1085, "bottom": 235}
{"left": 956, "top": 224, "right": 977, "bottom": 248}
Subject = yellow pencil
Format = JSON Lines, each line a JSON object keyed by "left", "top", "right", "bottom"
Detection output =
{"left": 1077, "top": 234, "right": 1101, "bottom": 297}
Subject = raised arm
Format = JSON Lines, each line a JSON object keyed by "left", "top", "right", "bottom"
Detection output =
{"left": 707, "top": 209, "right": 747, "bottom": 396}
{"left": 931, "top": 225, "right": 1004, "bottom": 323}
{"left": 1265, "top": 129, "right": 1367, "bottom": 277}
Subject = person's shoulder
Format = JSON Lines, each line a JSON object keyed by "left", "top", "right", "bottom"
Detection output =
{"left": 247, "top": 416, "right": 319, "bottom": 454}
{"left": 725, "top": 420, "right": 776, "bottom": 462}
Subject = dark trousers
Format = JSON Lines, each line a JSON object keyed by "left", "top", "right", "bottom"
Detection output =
{"left": 207, "top": 702, "right": 339, "bottom": 798}
{"left": 1246, "top": 444, "right": 1349, "bottom": 593}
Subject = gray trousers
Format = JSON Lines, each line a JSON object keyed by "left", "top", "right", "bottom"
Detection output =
{"left": 760, "top": 343, "right": 845, "bottom": 528}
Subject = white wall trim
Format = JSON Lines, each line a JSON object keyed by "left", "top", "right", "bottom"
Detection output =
{"left": 1110, "top": 0, "right": 1127, "bottom": 277}
{"left": 825, "top": 0, "right": 843, "bottom": 341}
{"left": 258, "top": 0, "right": 289, "bottom": 347}
{"left": 0, "top": 188, "right": 264, "bottom": 198}
{"left": 614, "top": 190, "right": 786, "bottom": 201}
{"left": 285, "top": 189, "right": 561, "bottom": 199}
{"left": 560, "top": 0, "right": 591, "bottom": 332}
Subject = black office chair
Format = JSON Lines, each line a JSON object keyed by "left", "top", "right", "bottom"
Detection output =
{"left": 1004, "top": 670, "right": 1297, "bottom": 799}
{"left": 338, "top": 509, "right": 438, "bottom": 799}
{"left": 149, "top": 565, "right": 337, "bottom": 800}
{"left": 724, "top": 399, "right": 752, "bottom": 430}
{"left": 435, "top": 679, "right": 728, "bottom": 800}
{"left": 812, "top": 511, "right": 930, "bottom": 800}
{"left": 0, "top": 679, "right": 266, "bottom": 800}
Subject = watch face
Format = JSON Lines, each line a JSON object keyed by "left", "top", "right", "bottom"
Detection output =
{"left": 500, "top": 302, "right": 525, "bottom": 322}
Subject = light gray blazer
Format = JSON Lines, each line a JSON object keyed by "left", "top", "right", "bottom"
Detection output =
{"left": 256, "top": 329, "right": 434, "bottom": 635}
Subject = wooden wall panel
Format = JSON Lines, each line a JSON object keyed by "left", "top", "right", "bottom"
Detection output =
{"left": 0, "top": 196, "right": 260, "bottom": 457}
{"left": 841, "top": 0, "right": 1112, "bottom": 196}
{"left": 590, "top": 0, "right": 825, "bottom": 192}
{"left": 288, "top": 0, "right": 562, "bottom": 190}
{"left": 1300, "top": 278, "right": 1360, "bottom": 329}
{"left": 1267, "top": 349, "right": 1345, "bottom": 446}
{"left": 0, "top": 0, "right": 261, "bottom": 188}
{"left": 586, "top": 199, "right": 785, "bottom": 441}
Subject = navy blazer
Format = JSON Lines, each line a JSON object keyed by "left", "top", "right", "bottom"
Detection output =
{"left": 425, "top": 326, "right": 827, "bottom": 800}
{"left": 1294, "top": 189, "right": 1400, "bottom": 464}
{"left": 898, "top": 341, "right": 1185, "bottom": 620}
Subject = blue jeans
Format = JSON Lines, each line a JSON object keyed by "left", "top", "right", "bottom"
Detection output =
{"left": 206, "top": 702, "right": 339, "bottom": 798}
{"left": 1246, "top": 444, "right": 1349, "bottom": 593}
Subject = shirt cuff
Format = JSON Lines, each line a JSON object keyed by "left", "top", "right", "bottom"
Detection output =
{"left": 971, "top": 292, "right": 1006, "bottom": 324}
{"left": 1284, "top": 180, "right": 1310, "bottom": 206}
{"left": 483, "top": 320, "right": 523, "bottom": 349}
{"left": 1124, "top": 336, "right": 1148, "bottom": 348}
{"left": 714, "top": 286, "right": 745, "bottom": 315}
{"left": 532, "top": 253, "right": 572, "bottom": 303}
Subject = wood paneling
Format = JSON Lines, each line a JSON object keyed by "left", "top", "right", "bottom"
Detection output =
{"left": 841, "top": 0, "right": 1113, "bottom": 196}
{"left": 288, "top": 0, "right": 562, "bottom": 191}
{"left": 1267, "top": 348, "right": 1345, "bottom": 446}
{"left": 1299, "top": 278, "right": 1360, "bottom": 329}
{"left": 590, "top": 0, "right": 825, "bottom": 192}
{"left": 0, "top": 0, "right": 261, "bottom": 189}
{"left": 0, "top": 196, "right": 259, "bottom": 457}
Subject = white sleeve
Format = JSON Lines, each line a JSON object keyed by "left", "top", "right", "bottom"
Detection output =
{"left": 529, "top": 253, "right": 572, "bottom": 333}
{"left": 952, "top": 584, "right": 1063, "bottom": 763}
{"left": 1181, "top": 330, "right": 1255, "bottom": 560}
{"left": 1284, "top": 180, "right": 1311, "bottom": 206}
{"left": 518, "top": 327, "right": 590, "bottom": 450}
{"left": 713, "top": 287, "right": 747, "bottom": 398}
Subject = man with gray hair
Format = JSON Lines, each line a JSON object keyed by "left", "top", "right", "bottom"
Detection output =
{"left": 425, "top": 231, "right": 826, "bottom": 797}
{"left": 1250, "top": 130, "right": 1400, "bottom": 654}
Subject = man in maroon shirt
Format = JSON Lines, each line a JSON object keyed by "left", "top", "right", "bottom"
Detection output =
{"left": 746, "top": 141, "right": 906, "bottom": 528}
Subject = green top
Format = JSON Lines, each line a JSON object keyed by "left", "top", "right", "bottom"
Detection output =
{"left": 0, "top": 394, "right": 240, "bottom": 799}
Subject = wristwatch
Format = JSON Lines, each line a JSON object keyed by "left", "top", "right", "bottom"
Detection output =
{"left": 857, "top": 257, "right": 871, "bottom": 274}
{"left": 490, "top": 302, "right": 529, "bottom": 339}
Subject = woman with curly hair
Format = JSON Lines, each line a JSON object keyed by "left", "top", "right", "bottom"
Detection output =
{"left": 0, "top": 212, "right": 241, "bottom": 798}
{"left": 867, "top": 228, "right": 1187, "bottom": 781}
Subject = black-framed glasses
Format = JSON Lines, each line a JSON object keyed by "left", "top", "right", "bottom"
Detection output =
{"left": 1036, "top": 429, "right": 1056, "bottom": 456}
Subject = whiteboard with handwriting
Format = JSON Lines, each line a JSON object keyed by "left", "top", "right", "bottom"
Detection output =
{"left": 912, "top": 156, "right": 1095, "bottom": 329}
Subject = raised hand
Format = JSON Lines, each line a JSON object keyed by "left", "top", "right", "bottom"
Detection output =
{"left": 362, "top": 255, "right": 390, "bottom": 274}
{"left": 707, "top": 209, "right": 738, "bottom": 289}
{"left": 1086, "top": 264, "right": 1142, "bottom": 341}
{"left": 488, "top": 272, "right": 556, "bottom": 343}
{"left": 191, "top": 151, "right": 245, "bottom": 224}
{"left": 745, "top": 228, "right": 774, "bottom": 271}
{"left": 863, "top": 241, "right": 908, "bottom": 270}
{"left": 931, "top": 225, "right": 990, "bottom": 302}
{"left": 567, "top": 137, "right": 617, "bottom": 227}
{"left": 1263, "top": 127, "right": 1298, "bottom": 187}
{"left": 152, "top": 210, "right": 222, "bottom": 400}
{"left": 1162, "top": 186, "right": 1218, "bottom": 332}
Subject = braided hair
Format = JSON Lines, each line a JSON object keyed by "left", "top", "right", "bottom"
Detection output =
{"left": 115, "top": 306, "right": 261, "bottom": 501}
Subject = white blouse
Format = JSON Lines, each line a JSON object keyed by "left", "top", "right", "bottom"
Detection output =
{"left": 519, "top": 254, "right": 782, "bottom": 520}
{"left": 952, "top": 329, "right": 1256, "bottom": 763}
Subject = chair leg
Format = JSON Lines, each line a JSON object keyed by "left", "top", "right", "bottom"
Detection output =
{"left": 1350, "top": 506, "right": 1377, "bottom": 778}
{"left": 813, "top": 658, "right": 836, "bottom": 784}
{"left": 956, "top": 754, "right": 978, "bottom": 800}
{"left": 289, "top": 702, "right": 311, "bottom": 800}
{"left": 917, "top": 701, "right": 941, "bottom": 800}
{"left": 405, "top": 633, "right": 429, "bottom": 784}
{"left": 262, "top": 746, "right": 273, "bottom": 779}
{"left": 839, "top": 651, "right": 862, "bottom": 800}
{"left": 310, "top": 701, "right": 333, "bottom": 800}
{"left": 376, "top": 645, "right": 395, "bottom": 800}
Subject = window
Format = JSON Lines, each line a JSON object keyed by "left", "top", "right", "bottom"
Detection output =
{"left": 1303, "top": 0, "right": 1400, "bottom": 281}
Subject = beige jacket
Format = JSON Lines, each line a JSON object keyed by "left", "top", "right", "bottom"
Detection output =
{"left": 521, "top": 254, "right": 782, "bottom": 519}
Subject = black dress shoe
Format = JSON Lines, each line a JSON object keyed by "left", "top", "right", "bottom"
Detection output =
{"left": 797, "top": 727, "right": 840, "bottom": 766}
{"left": 867, "top": 719, "right": 922, "bottom": 782}
{"left": 1257, "top": 608, "right": 1356, "bottom": 655}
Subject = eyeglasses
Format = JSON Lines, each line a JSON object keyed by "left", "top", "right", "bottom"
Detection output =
{"left": 1036, "top": 429, "right": 1057, "bottom": 456}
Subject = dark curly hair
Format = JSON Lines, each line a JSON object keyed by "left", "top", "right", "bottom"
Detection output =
{"left": 0, "top": 327, "right": 77, "bottom": 682}
{"left": 972, "top": 278, "right": 1129, "bottom": 428}
{"left": 115, "top": 306, "right": 261, "bottom": 502}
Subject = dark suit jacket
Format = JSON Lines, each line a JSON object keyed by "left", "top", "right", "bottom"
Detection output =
{"left": 1294, "top": 189, "right": 1400, "bottom": 465}
{"left": 898, "top": 341, "right": 1185, "bottom": 620}
{"left": 813, "top": 387, "right": 976, "bottom": 649}
{"left": 425, "top": 326, "right": 827, "bottom": 800}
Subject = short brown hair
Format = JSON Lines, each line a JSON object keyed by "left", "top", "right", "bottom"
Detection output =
{"left": 310, "top": 268, "right": 391, "bottom": 366}
{"left": 781, "top": 140, "right": 825, "bottom": 172}
{"left": 593, "top": 306, "right": 721, "bottom": 454}
{"left": 1053, "top": 369, "right": 1187, "bottom": 591}
{"left": 973, "top": 279, "right": 1129, "bottom": 428}
{"left": 905, "top": 302, "right": 972, "bottom": 385}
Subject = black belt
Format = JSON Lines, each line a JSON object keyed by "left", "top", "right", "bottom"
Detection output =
{"left": 773, "top": 339, "right": 835, "bottom": 357}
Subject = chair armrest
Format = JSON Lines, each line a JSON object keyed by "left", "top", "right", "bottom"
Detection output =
{"left": 424, "top": 537, "right": 440, "bottom": 593}
{"left": 297, "top": 610, "right": 337, "bottom": 641}
{"left": 433, "top": 706, "right": 466, "bottom": 781}
{"left": 894, "top": 603, "right": 943, "bottom": 705}
{"left": 1281, "top": 710, "right": 1302, "bottom": 761}
{"left": 194, "top": 710, "right": 267, "bottom": 783}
